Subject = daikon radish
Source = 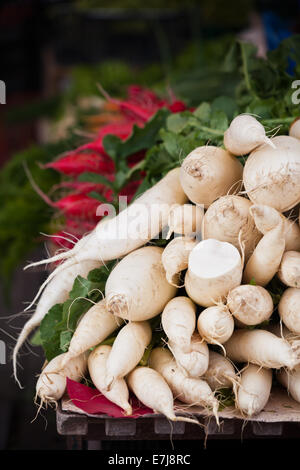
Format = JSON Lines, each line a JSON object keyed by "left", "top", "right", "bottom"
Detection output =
{"left": 204, "top": 351, "right": 237, "bottom": 391}
{"left": 166, "top": 203, "right": 204, "bottom": 239}
{"left": 278, "top": 287, "right": 300, "bottom": 334}
{"left": 169, "top": 333, "right": 209, "bottom": 378}
{"left": 227, "top": 285, "right": 273, "bottom": 325}
{"left": 289, "top": 117, "right": 300, "bottom": 140}
{"left": 278, "top": 251, "right": 300, "bottom": 288}
{"left": 277, "top": 367, "right": 300, "bottom": 403}
{"left": 236, "top": 364, "right": 272, "bottom": 417}
{"left": 161, "top": 236, "right": 198, "bottom": 287}
{"left": 162, "top": 296, "right": 196, "bottom": 352}
{"left": 197, "top": 305, "right": 234, "bottom": 345}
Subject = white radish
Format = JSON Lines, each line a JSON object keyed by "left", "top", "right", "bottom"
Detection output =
{"left": 197, "top": 305, "right": 234, "bottom": 346}
{"left": 249, "top": 204, "right": 300, "bottom": 252}
{"left": 204, "top": 351, "right": 237, "bottom": 391}
{"left": 14, "top": 259, "right": 100, "bottom": 387}
{"left": 243, "top": 135, "right": 300, "bottom": 212}
{"left": 61, "top": 299, "right": 123, "bottom": 367}
{"left": 162, "top": 236, "right": 198, "bottom": 287}
{"left": 105, "top": 321, "right": 152, "bottom": 389}
{"left": 36, "top": 352, "right": 87, "bottom": 406}
{"left": 169, "top": 333, "right": 209, "bottom": 378}
{"left": 180, "top": 145, "right": 243, "bottom": 208}
{"left": 105, "top": 246, "right": 177, "bottom": 321}
{"left": 185, "top": 239, "right": 243, "bottom": 307}
{"left": 227, "top": 284, "right": 273, "bottom": 326}
{"left": 224, "top": 329, "right": 298, "bottom": 369}
{"left": 278, "top": 287, "right": 300, "bottom": 334}
{"left": 24, "top": 168, "right": 187, "bottom": 309}
{"left": 236, "top": 364, "right": 272, "bottom": 417}
{"left": 127, "top": 366, "right": 199, "bottom": 424}
{"left": 278, "top": 251, "right": 300, "bottom": 288}
{"left": 202, "top": 195, "right": 261, "bottom": 261}
{"left": 277, "top": 367, "right": 300, "bottom": 403}
{"left": 166, "top": 203, "right": 204, "bottom": 239}
{"left": 224, "top": 114, "right": 275, "bottom": 156}
{"left": 289, "top": 118, "right": 300, "bottom": 140}
{"left": 88, "top": 345, "right": 132, "bottom": 415}
{"left": 162, "top": 296, "right": 196, "bottom": 352}
{"left": 243, "top": 221, "right": 285, "bottom": 286}
{"left": 149, "top": 347, "right": 219, "bottom": 420}
{"left": 266, "top": 323, "right": 300, "bottom": 360}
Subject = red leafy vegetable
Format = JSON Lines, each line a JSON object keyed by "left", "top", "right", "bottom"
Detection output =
{"left": 44, "top": 151, "right": 114, "bottom": 177}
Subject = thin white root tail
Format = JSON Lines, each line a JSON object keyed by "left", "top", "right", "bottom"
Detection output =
{"left": 13, "top": 318, "right": 40, "bottom": 388}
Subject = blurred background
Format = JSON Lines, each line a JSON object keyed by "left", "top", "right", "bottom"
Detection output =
{"left": 0, "top": 0, "right": 299, "bottom": 450}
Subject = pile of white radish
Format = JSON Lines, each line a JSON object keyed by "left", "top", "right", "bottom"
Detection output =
{"left": 18, "top": 113, "right": 300, "bottom": 424}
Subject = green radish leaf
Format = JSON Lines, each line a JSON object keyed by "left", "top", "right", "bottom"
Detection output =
{"left": 193, "top": 102, "right": 211, "bottom": 123}
{"left": 166, "top": 112, "right": 191, "bottom": 133}
{"left": 60, "top": 330, "right": 73, "bottom": 352}
{"left": 88, "top": 191, "right": 108, "bottom": 203}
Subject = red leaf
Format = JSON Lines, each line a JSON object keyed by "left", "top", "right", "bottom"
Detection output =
{"left": 66, "top": 378, "right": 154, "bottom": 418}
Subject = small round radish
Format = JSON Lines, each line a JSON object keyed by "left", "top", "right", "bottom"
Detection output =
{"left": 227, "top": 285, "right": 273, "bottom": 326}
{"left": 197, "top": 305, "right": 234, "bottom": 345}
{"left": 277, "top": 367, "right": 300, "bottom": 404}
{"left": 180, "top": 146, "right": 243, "bottom": 208}
{"left": 204, "top": 351, "right": 237, "bottom": 391}
{"left": 289, "top": 117, "right": 300, "bottom": 140}
{"left": 278, "top": 287, "right": 300, "bottom": 334}
{"left": 202, "top": 195, "right": 261, "bottom": 261}
{"left": 236, "top": 364, "right": 272, "bottom": 417}
{"left": 105, "top": 246, "right": 177, "bottom": 321}
{"left": 278, "top": 251, "right": 300, "bottom": 288}
{"left": 88, "top": 345, "right": 132, "bottom": 415}
{"left": 166, "top": 204, "right": 204, "bottom": 239}
{"left": 224, "top": 114, "right": 275, "bottom": 156}
{"left": 169, "top": 333, "right": 209, "bottom": 378}
{"left": 162, "top": 296, "right": 196, "bottom": 353}
{"left": 105, "top": 321, "right": 152, "bottom": 389}
{"left": 185, "top": 239, "right": 243, "bottom": 307}
{"left": 243, "top": 135, "right": 300, "bottom": 212}
{"left": 224, "top": 329, "right": 298, "bottom": 369}
{"left": 161, "top": 236, "right": 198, "bottom": 287}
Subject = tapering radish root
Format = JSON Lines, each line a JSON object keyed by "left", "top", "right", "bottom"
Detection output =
{"left": 249, "top": 204, "right": 300, "bottom": 252}
{"left": 243, "top": 135, "right": 300, "bottom": 212}
{"left": 243, "top": 221, "right": 285, "bottom": 286}
{"left": 166, "top": 204, "right": 204, "bottom": 239}
{"left": 88, "top": 345, "right": 132, "bottom": 415}
{"left": 289, "top": 117, "right": 300, "bottom": 140}
{"left": 162, "top": 236, "right": 198, "bottom": 287}
{"left": 14, "top": 259, "right": 100, "bottom": 387}
{"left": 202, "top": 195, "right": 261, "bottom": 261}
{"left": 227, "top": 285, "right": 273, "bottom": 326}
{"left": 197, "top": 305, "right": 234, "bottom": 345}
{"left": 162, "top": 296, "right": 196, "bottom": 352}
{"left": 224, "top": 114, "right": 275, "bottom": 156}
{"left": 278, "top": 287, "right": 300, "bottom": 334}
{"left": 278, "top": 251, "right": 300, "bottom": 288}
{"left": 105, "top": 321, "right": 152, "bottom": 389}
{"left": 36, "top": 352, "right": 88, "bottom": 407}
{"left": 105, "top": 246, "right": 177, "bottom": 321}
{"left": 204, "top": 351, "right": 237, "bottom": 391}
{"left": 149, "top": 348, "right": 219, "bottom": 421}
{"left": 127, "top": 366, "right": 199, "bottom": 425}
{"left": 61, "top": 299, "right": 123, "bottom": 367}
{"left": 236, "top": 364, "right": 272, "bottom": 417}
{"left": 180, "top": 146, "right": 243, "bottom": 208}
{"left": 277, "top": 367, "right": 300, "bottom": 403}
{"left": 169, "top": 333, "right": 209, "bottom": 378}
{"left": 185, "top": 239, "right": 243, "bottom": 307}
{"left": 224, "top": 329, "right": 298, "bottom": 369}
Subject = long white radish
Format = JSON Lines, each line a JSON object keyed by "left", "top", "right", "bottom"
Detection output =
{"left": 61, "top": 299, "right": 123, "bottom": 367}
{"left": 166, "top": 203, "right": 204, "bottom": 239}
{"left": 197, "top": 305, "right": 234, "bottom": 346}
{"left": 243, "top": 221, "right": 285, "bottom": 286}
{"left": 105, "top": 246, "right": 176, "bottom": 321}
{"left": 202, "top": 195, "right": 261, "bottom": 261}
{"left": 127, "top": 366, "right": 199, "bottom": 425}
{"left": 266, "top": 323, "right": 300, "bottom": 360}
{"left": 88, "top": 345, "right": 132, "bottom": 415}
{"left": 277, "top": 367, "right": 300, "bottom": 403}
{"left": 204, "top": 351, "right": 237, "bottom": 391}
{"left": 236, "top": 364, "right": 272, "bottom": 417}
{"left": 224, "top": 329, "right": 298, "bottom": 369}
{"left": 278, "top": 251, "right": 300, "bottom": 288}
{"left": 149, "top": 348, "right": 219, "bottom": 420}
{"left": 162, "top": 296, "right": 196, "bottom": 352}
{"left": 278, "top": 287, "right": 300, "bottom": 334}
{"left": 185, "top": 239, "right": 243, "bottom": 307}
{"left": 13, "top": 259, "right": 100, "bottom": 387}
{"left": 224, "top": 114, "right": 275, "bottom": 156}
{"left": 180, "top": 145, "right": 243, "bottom": 208}
{"left": 243, "top": 135, "right": 300, "bottom": 212}
{"left": 289, "top": 117, "right": 300, "bottom": 140}
{"left": 227, "top": 285, "right": 273, "bottom": 326}
{"left": 169, "top": 333, "right": 209, "bottom": 378}
{"left": 161, "top": 237, "right": 198, "bottom": 287}
{"left": 36, "top": 352, "right": 87, "bottom": 407}
{"left": 249, "top": 204, "right": 300, "bottom": 252}
{"left": 105, "top": 321, "right": 152, "bottom": 389}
